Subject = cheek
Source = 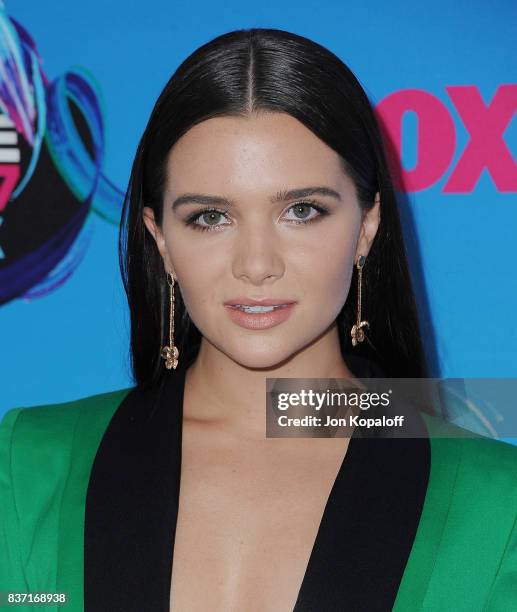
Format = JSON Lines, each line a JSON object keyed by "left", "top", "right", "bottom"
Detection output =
{"left": 305, "top": 262, "right": 353, "bottom": 324}
{"left": 163, "top": 231, "right": 226, "bottom": 322}
{"left": 291, "top": 226, "right": 357, "bottom": 309}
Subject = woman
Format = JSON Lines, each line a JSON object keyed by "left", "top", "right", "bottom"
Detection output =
{"left": 1, "top": 28, "right": 517, "bottom": 612}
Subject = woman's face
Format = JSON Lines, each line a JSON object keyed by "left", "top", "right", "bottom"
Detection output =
{"left": 143, "top": 112, "right": 380, "bottom": 368}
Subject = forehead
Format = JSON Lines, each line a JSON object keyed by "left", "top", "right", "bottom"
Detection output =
{"left": 164, "top": 112, "right": 352, "bottom": 196}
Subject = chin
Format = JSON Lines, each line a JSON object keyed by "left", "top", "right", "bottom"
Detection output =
{"left": 229, "top": 353, "right": 292, "bottom": 371}
{"left": 221, "top": 336, "right": 306, "bottom": 371}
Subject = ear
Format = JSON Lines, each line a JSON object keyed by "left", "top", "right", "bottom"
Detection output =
{"left": 354, "top": 192, "right": 380, "bottom": 264}
{"left": 142, "top": 206, "right": 175, "bottom": 276}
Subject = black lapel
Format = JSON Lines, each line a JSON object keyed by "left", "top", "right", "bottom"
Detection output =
{"left": 84, "top": 355, "right": 190, "bottom": 612}
{"left": 294, "top": 353, "right": 431, "bottom": 610}
{"left": 84, "top": 352, "right": 430, "bottom": 612}
{"left": 293, "top": 410, "right": 430, "bottom": 611}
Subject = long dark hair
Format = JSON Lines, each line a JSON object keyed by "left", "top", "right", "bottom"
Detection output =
{"left": 119, "top": 27, "right": 429, "bottom": 390}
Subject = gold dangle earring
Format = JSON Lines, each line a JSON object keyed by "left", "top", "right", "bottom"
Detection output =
{"left": 350, "top": 255, "right": 369, "bottom": 346}
{"left": 160, "top": 272, "right": 180, "bottom": 369}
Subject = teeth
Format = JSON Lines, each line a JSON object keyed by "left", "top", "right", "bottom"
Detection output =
{"left": 235, "top": 304, "right": 284, "bottom": 313}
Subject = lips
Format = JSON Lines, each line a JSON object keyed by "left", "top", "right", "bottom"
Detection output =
{"left": 223, "top": 298, "right": 297, "bottom": 330}
{"left": 224, "top": 297, "right": 296, "bottom": 307}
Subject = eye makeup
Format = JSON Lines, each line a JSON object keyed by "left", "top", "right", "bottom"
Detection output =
{"left": 183, "top": 199, "right": 331, "bottom": 233}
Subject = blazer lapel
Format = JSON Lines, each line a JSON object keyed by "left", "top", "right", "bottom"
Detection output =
{"left": 391, "top": 422, "right": 462, "bottom": 611}
{"left": 84, "top": 359, "right": 189, "bottom": 611}
{"left": 293, "top": 404, "right": 431, "bottom": 611}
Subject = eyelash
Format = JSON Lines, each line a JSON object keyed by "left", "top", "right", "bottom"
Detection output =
{"left": 184, "top": 199, "right": 330, "bottom": 233}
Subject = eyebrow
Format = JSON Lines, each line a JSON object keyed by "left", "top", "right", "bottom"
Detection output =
{"left": 171, "top": 186, "right": 342, "bottom": 211}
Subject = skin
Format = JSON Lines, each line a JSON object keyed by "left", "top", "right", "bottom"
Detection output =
{"left": 143, "top": 111, "right": 381, "bottom": 610}
{"left": 143, "top": 111, "right": 380, "bottom": 435}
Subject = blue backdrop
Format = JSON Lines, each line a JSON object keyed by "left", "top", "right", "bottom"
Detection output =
{"left": 0, "top": 1, "right": 516, "bottom": 438}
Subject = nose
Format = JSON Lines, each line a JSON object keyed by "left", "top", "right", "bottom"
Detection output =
{"left": 231, "top": 221, "right": 285, "bottom": 285}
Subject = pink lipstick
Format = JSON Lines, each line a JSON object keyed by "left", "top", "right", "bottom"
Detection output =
{"left": 223, "top": 297, "right": 297, "bottom": 330}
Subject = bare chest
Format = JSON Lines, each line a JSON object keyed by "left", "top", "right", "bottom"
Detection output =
{"left": 169, "top": 429, "right": 348, "bottom": 612}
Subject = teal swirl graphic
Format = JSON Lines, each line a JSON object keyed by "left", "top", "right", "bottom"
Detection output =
{"left": 0, "top": 1, "right": 124, "bottom": 303}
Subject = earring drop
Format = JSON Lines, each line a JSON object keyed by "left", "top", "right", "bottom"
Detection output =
{"left": 351, "top": 255, "right": 369, "bottom": 346}
{"left": 160, "top": 272, "right": 180, "bottom": 369}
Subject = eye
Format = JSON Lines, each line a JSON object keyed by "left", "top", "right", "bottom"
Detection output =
{"left": 185, "top": 208, "right": 231, "bottom": 231}
{"left": 185, "top": 199, "right": 329, "bottom": 232}
{"left": 282, "top": 200, "right": 329, "bottom": 225}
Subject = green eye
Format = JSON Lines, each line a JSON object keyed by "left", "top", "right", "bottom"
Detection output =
{"left": 291, "top": 204, "right": 312, "bottom": 219}
{"left": 185, "top": 199, "right": 329, "bottom": 232}
{"left": 186, "top": 208, "right": 232, "bottom": 231}
{"left": 201, "top": 211, "right": 224, "bottom": 225}
{"left": 284, "top": 201, "right": 326, "bottom": 223}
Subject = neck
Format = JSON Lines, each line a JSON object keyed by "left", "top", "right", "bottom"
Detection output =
{"left": 183, "top": 323, "right": 359, "bottom": 439}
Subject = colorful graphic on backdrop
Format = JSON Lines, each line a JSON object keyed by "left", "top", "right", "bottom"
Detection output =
{"left": 0, "top": 4, "right": 123, "bottom": 305}
{"left": 0, "top": 2, "right": 515, "bottom": 309}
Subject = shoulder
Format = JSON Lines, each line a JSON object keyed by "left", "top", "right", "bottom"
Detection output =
{"left": 0, "top": 387, "right": 134, "bottom": 501}
{"left": 422, "top": 411, "right": 517, "bottom": 466}
{"left": 421, "top": 411, "right": 517, "bottom": 505}
{"left": 1, "top": 387, "right": 134, "bottom": 454}
{"left": 412, "top": 413, "right": 517, "bottom": 606}
{"left": 0, "top": 387, "right": 134, "bottom": 589}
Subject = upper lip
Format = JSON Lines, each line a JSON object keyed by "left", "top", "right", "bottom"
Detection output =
{"left": 224, "top": 297, "right": 297, "bottom": 306}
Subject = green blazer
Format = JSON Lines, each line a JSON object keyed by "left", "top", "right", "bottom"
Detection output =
{"left": 1, "top": 359, "right": 517, "bottom": 611}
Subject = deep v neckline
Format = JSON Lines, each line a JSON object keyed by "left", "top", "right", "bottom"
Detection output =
{"left": 171, "top": 362, "right": 360, "bottom": 612}
{"left": 85, "top": 352, "right": 430, "bottom": 611}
